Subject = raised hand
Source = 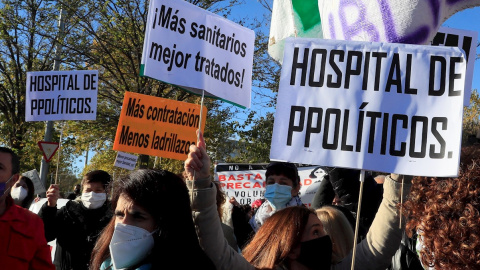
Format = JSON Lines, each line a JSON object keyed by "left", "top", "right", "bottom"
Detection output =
{"left": 46, "top": 184, "right": 60, "bottom": 207}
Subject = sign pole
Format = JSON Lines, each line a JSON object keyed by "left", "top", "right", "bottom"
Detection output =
{"left": 55, "top": 122, "right": 65, "bottom": 185}
{"left": 39, "top": 8, "right": 66, "bottom": 192}
{"left": 191, "top": 90, "right": 206, "bottom": 203}
{"left": 350, "top": 170, "right": 365, "bottom": 270}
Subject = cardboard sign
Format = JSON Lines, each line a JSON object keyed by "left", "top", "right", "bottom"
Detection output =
{"left": 113, "top": 92, "right": 206, "bottom": 160}
{"left": 22, "top": 169, "right": 46, "bottom": 194}
{"left": 26, "top": 70, "right": 98, "bottom": 121}
{"left": 432, "top": 27, "right": 478, "bottom": 106}
{"left": 141, "top": 0, "right": 255, "bottom": 108}
{"left": 271, "top": 38, "right": 466, "bottom": 177}
{"left": 215, "top": 163, "right": 326, "bottom": 207}
{"left": 114, "top": 151, "right": 138, "bottom": 170}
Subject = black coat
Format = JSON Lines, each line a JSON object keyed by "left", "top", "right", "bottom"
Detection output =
{"left": 38, "top": 199, "right": 112, "bottom": 270}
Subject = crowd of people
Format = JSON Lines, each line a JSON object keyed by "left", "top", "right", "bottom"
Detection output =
{"left": 0, "top": 131, "right": 479, "bottom": 270}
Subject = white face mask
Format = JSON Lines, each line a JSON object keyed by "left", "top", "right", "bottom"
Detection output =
{"left": 109, "top": 223, "right": 157, "bottom": 269}
{"left": 81, "top": 191, "right": 106, "bottom": 209}
{"left": 10, "top": 186, "right": 28, "bottom": 203}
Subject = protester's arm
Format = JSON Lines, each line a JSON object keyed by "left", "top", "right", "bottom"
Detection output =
{"left": 333, "top": 174, "right": 412, "bottom": 270}
{"left": 30, "top": 216, "right": 55, "bottom": 270}
{"left": 37, "top": 199, "right": 62, "bottom": 242}
{"left": 186, "top": 131, "right": 255, "bottom": 270}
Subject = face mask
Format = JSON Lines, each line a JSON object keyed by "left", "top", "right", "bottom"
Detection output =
{"left": 109, "top": 223, "right": 157, "bottom": 269}
{"left": 264, "top": 183, "right": 292, "bottom": 210}
{"left": 81, "top": 191, "right": 106, "bottom": 209}
{"left": 10, "top": 186, "right": 28, "bottom": 203}
{"left": 297, "top": 235, "right": 332, "bottom": 270}
{"left": 0, "top": 175, "right": 14, "bottom": 199}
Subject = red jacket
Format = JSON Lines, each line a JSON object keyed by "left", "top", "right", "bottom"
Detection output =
{"left": 0, "top": 197, "right": 54, "bottom": 270}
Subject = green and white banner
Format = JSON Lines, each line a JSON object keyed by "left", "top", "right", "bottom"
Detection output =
{"left": 268, "top": 0, "right": 323, "bottom": 63}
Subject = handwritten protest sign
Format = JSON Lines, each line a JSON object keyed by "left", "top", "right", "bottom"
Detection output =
{"left": 432, "top": 27, "right": 478, "bottom": 106}
{"left": 26, "top": 70, "right": 98, "bottom": 121}
{"left": 141, "top": 0, "right": 255, "bottom": 108}
{"left": 22, "top": 169, "right": 46, "bottom": 194}
{"left": 270, "top": 38, "right": 466, "bottom": 177}
{"left": 114, "top": 151, "right": 138, "bottom": 170}
{"left": 113, "top": 92, "right": 206, "bottom": 160}
{"left": 216, "top": 163, "right": 324, "bottom": 206}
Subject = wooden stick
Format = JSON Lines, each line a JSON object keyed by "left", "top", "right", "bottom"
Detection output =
{"left": 351, "top": 170, "right": 366, "bottom": 270}
{"left": 399, "top": 177, "right": 404, "bottom": 229}
{"left": 55, "top": 122, "right": 65, "bottom": 185}
{"left": 191, "top": 90, "right": 205, "bottom": 203}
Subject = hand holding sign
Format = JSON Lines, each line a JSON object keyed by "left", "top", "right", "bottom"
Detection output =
{"left": 46, "top": 184, "right": 60, "bottom": 207}
{"left": 185, "top": 130, "right": 210, "bottom": 181}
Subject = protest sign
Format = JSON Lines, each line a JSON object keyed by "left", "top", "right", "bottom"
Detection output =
{"left": 215, "top": 163, "right": 324, "bottom": 206}
{"left": 22, "top": 169, "right": 46, "bottom": 194}
{"left": 141, "top": 0, "right": 255, "bottom": 108}
{"left": 113, "top": 92, "right": 206, "bottom": 160}
{"left": 26, "top": 70, "right": 98, "bottom": 121}
{"left": 270, "top": 38, "right": 466, "bottom": 177}
{"left": 268, "top": 0, "right": 323, "bottom": 63}
{"left": 432, "top": 27, "right": 478, "bottom": 106}
{"left": 318, "top": 0, "right": 480, "bottom": 45}
{"left": 114, "top": 151, "right": 138, "bottom": 170}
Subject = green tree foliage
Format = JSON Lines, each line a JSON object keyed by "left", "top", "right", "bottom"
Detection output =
{"left": 0, "top": 0, "right": 58, "bottom": 170}
{"left": 463, "top": 89, "right": 480, "bottom": 144}
{"left": 60, "top": 0, "right": 244, "bottom": 175}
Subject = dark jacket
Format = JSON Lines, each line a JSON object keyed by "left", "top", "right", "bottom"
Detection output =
{"left": 231, "top": 205, "right": 254, "bottom": 250}
{"left": 311, "top": 167, "right": 383, "bottom": 241}
{"left": 38, "top": 198, "right": 112, "bottom": 270}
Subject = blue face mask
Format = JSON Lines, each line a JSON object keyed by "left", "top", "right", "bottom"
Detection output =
{"left": 264, "top": 183, "right": 292, "bottom": 210}
{"left": 0, "top": 174, "right": 14, "bottom": 198}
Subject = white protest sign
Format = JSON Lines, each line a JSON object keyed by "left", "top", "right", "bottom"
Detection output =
{"left": 432, "top": 27, "right": 478, "bottom": 106}
{"left": 215, "top": 163, "right": 324, "bottom": 207}
{"left": 271, "top": 38, "right": 466, "bottom": 177}
{"left": 22, "top": 169, "right": 46, "bottom": 194}
{"left": 114, "top": 151, "right": 138, "bottom": 170}
{"left": 26, "top": 70, "right": 98, "bottom": 121}
{"left": 141, "top": 0, "right": 255, "bottom": 108}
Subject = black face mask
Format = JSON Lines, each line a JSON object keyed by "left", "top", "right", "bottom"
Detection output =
{"left": 296, "top": 235, "right": 332, "bottom": 270}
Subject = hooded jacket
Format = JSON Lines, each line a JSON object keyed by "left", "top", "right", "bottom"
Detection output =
{"left": 38, "top": 197, "right": 112, "bottom": 270}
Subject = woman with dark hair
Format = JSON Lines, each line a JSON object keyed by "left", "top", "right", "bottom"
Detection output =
{"left": 403, "top": 145, "right": 480, "bottom": 270}
{"left": 90, "top": 169, "right": 215, "bottom": 270}
{"left": 10, "top": 175, "right": 35, "bottom": 209}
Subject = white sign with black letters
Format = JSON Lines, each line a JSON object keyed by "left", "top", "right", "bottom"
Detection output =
{"left": 432, "top": 27, "right": 478, "bottom": 106}
{"left": 141, "top": 0, "right": 254, "bottom": 108}
{"left": 271, "top": 38, "right": 466, "bottom": 177}
{"left": 26, "top": 70, "right": 98, "bottom": 121}
{"left": 114, "top": 151, "right": 138, "bottom": 170}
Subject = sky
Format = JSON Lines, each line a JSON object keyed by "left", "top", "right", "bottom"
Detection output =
{"left": 73, "top": 4, "right": 480, "bottom": 175}
{"left": 443, "top": 7, "right": 480, "bottom": 92}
